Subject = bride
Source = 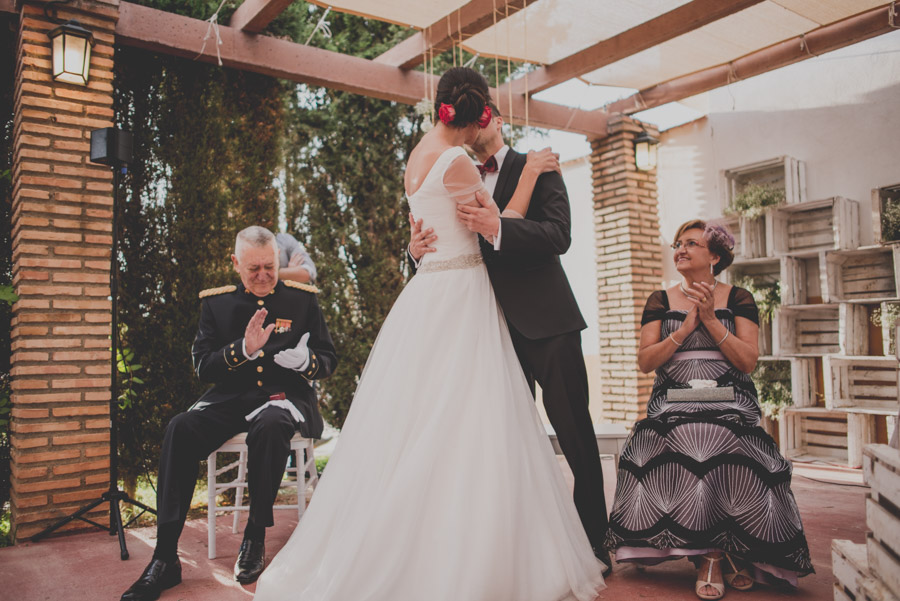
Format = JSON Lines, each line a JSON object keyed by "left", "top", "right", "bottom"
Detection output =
{"left": 253, "top": 67, "right": 606, "bottom": 601}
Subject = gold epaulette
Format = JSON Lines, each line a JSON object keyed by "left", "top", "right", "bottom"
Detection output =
{"left": 198, "top": 285, "right": 237, "bottom": 299}
{"left": 283, "top": 280, "right": 319, "bottom": 294}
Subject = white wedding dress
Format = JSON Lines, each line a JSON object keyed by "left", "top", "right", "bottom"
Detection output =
{"left": 253, "top": 146, "right": 606, "bottom": 601}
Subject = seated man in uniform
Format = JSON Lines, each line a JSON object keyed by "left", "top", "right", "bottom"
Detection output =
{"left": 121, "top": 226, "right": 337, "bottom": 601}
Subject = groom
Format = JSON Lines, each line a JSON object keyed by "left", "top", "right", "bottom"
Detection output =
{"left": 409, "top": 102, "right": 610, "bottom": 571}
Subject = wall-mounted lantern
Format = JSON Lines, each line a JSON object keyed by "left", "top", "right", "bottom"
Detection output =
{"left": 633, "top": 129, "right": 659, "bottom": 171}
{"left": 49, "top": 20, "right": 94, "bottom": 86}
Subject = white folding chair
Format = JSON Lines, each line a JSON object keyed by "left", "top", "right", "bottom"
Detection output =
{"left": 206, "top": 432, "right": 318, "bottom": 559}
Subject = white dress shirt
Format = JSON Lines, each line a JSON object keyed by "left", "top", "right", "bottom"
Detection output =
{"left": 482, "top": 145, "right": 510, "bottom": 250}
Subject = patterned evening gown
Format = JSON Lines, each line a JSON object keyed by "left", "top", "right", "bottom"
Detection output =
{"left": 605, "top": 287, "right": 813, "bottom": 585}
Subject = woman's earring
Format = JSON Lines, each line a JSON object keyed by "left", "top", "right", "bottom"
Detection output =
{"left": 710, "top": 263, "right": 714, "bottom": 275}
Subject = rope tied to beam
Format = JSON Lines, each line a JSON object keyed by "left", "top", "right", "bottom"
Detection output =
{"left": 304, "top": 7, "right": 333, "bottom": 45}
{"left": 799, "top": 34, "right": 819, "bottom": 58}
{"left": 890, "top": 1, "right": 900, "bottom": 28}
{"left": 197, "top": 0, "right": 228, "bottom": 66}
{"left": 726, "top": 61, "right": 739, "bottom": 84}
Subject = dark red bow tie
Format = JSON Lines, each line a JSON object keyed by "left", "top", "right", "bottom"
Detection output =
{"left": 477, "top": 155, "right": 498, "bottom": 176}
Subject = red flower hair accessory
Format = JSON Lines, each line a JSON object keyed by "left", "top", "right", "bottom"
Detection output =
{"left": 477, "top": 104, "right": 492, "bottom": 128}
{"left": 438, "top": 103, "right": 456, "bottom": 125}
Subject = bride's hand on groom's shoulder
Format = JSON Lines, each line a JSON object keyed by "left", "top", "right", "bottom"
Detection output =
{"left": 526, "top": 147, "right": 561, "bottom": 176}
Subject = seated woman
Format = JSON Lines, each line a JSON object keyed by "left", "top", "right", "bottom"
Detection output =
{"left": 605, "top": 219, "right": 813, "bottom": 599}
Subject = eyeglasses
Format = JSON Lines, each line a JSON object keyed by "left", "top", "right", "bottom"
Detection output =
{"left": 671, "top": 240, "right": 707, "bottom": 251}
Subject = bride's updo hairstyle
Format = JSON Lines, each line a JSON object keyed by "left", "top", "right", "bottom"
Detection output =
{"left": 434, "top": 67, "right": 490, "bottom": 128}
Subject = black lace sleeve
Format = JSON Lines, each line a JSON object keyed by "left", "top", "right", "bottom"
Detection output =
{"left": 729, "top": 286, "right": 759, "bottom": 325}
{"left": 641, "top": 290, "right": 669, "bottom": 325}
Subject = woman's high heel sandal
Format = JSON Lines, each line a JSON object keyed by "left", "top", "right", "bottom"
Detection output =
{"left": 724, "top": 554, "right": 755, "bottom": 591}
{"left": 695, "top": 554, "right": 725, "bottom": 600}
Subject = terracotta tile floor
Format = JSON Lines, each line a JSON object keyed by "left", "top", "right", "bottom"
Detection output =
{"left": 0, "top": 458, "right": 866, "bottom": 601}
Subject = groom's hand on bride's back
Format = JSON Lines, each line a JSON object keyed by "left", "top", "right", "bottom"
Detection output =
{"left": 408, "top": 212, "right": 437, "bottom": 261}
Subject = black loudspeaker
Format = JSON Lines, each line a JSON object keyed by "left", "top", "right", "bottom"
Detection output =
{"left": 90, "top": 127, "right": 133, "bottom": 166}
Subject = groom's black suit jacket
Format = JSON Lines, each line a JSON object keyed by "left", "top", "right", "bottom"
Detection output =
{"left": 481, "top": 149, "right": 586, "bottom": 340}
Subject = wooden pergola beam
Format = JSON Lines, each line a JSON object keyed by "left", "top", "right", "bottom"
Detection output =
{"left": 602, "top": 3, "right": 896, "bottom": 116}
{"left": 504, "top": 0, "right": 765, "bottom": 96}
{"left": 115, "top": 2, "right": 607, "bottom": 136}
{"left": 374, "top": 0, "right": 534, "bottom": 70}
{"left": 229, "top": 0, "right": 294, "bottom": 33}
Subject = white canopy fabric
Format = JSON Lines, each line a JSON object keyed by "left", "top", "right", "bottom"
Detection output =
{"left": 309, "top": 0, "right": 887, "bottom": 91}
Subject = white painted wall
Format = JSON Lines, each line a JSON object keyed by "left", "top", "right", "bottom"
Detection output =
{"left": 657, "top": 31, "right": 900, "bottom": 285}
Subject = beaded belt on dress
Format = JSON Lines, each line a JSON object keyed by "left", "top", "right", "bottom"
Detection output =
{"left": 418, "top": 252, "right": 483, "bottom": 273}
{"left": 671, "top": 350, "right": 726, "bottom": 361}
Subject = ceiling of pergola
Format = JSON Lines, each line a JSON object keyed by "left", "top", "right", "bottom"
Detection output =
{"left": 2, "top": 0, "right": 894, "bottom": 136}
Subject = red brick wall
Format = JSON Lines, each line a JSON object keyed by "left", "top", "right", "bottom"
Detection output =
{"left": 591, "top": 116, "right": 662, "bottom": 424}
{"left": 10, "top": 1, "right": 119, "bottom": 541}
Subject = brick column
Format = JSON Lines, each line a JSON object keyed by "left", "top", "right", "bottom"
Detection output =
{"left": 591, "top": 116, "right": 662, "bottom": 424}
{"left": 10, "top": 1, "right": 118, "bottom": 541}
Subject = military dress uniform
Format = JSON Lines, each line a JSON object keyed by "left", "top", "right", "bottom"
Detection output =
{"left": 155, "top": 279, "right": 337, "bottom": 538}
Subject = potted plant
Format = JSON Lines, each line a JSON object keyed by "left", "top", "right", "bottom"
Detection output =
{"left": 732, "top": 275, "right": 780, "bottom": 355}
{"left": 725, "top": 183, "right": 786, "bottom": 220}
{"left": 750, "top": 360, "right": 792, "bottom": 442}
{"left": 870, "top": 302, "right": 900, "bottom": 355}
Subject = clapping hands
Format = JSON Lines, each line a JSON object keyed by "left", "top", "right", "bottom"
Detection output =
{"left": 245, "top": 309, "right": 275, "bottom": 356}
{"left": 274, "top": 333, "right": 311, "bottom": 371}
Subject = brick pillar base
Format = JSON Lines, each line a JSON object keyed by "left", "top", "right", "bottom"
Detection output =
{"left": 10, "top": 1, "right": 119, "bottom": 541}
{"left": 591, "top": 116, "right": 662, "bottom": 424}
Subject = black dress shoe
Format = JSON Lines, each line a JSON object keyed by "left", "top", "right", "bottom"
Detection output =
{"left": 120, "top": 557, "right": 182, "bottom": 601}
{"left": 234, "top": 539, "right": 266, "bottom": 584}
{"left": 594, "top": 548, "right": 613, "bottom": 577}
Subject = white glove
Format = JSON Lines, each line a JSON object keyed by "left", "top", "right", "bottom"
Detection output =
{"left": 274, "top": 332, "right": 311, "bottom": 371}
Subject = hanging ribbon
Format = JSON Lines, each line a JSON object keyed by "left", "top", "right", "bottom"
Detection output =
{"left": 305, "top": 7, "right": 333, "bottom": 45}
{"left": 198, "top": 0, "right": 228, "bottom": 66}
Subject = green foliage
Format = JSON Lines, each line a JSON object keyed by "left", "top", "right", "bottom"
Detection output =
{"left": 116, "top": 346, "right": 144, "bottom": 410}
{"left": 280, "top": 11, "right": 420, "bottom": 428}
{"left": 871, "top": 302, "right": 900, "bottom": 354}
{"left": 725, "top": 183, "right": 785, "bottom": 219}
{"left": 752, "top": 360, "right": 793, "bottom": 420}
{"left": 315, "top": 455, "right": 329, "bottom": 476}
{"left": 0, "top": 505, "right": 11, "bottom": 548}
{"left": 880, "top": 193, "right": 900, "bottom": 243}
{"left": 731, "top": 275, "right": 781, "bottom": 324}
{"left": 111, "top": 2, "right": 438, "bottom": 482}
{"left": 0, "top": 17, "right": 14, "bottom": 518}
{"left": 114, "top": 4, "right": 290, "bottom": 482}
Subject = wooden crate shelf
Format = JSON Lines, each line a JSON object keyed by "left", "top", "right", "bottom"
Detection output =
{"left": 824, "top": 356, "right": 899, "bottom": 412}
{"left": 768, "top": 197, "right": 859, "bottom": 256}
{"left": 861, "top": 577, "right": 900, "bottom": 601}
{"left": 780, "top": 407, "right": 848, "bottom": 464}
{"left": 774, "top": 305, "right": 840, "bottom": 356}
{"left": 863, "top": 445, "right": 900, "bottom": 600}
{"left": 790, "top": 357, "right": 820, "bottom": 408}
{"left": 781, "top": 254, "right": 825, "bottom": 305}
{"left": 735, "top": 217, "right": 768, "bottom": 259}
{"left": 833, "top": 539, "right": 869, "bottom": 601}
{"left": 824, "top": 246, "right": 900, "bottom": 304}
{"left": 724, "top": 155, "right": 807, "bottom": 207}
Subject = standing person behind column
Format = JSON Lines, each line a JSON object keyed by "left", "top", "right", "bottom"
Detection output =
{"left": 119, "top": 226, "right": 337, "bottom": 601}
{"left": 276, "top": 232, "right": 316, "bottom": 283}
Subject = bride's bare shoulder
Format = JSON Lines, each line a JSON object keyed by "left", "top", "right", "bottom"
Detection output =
{"left": 405, "top": 142, "right": 454, "bottom": 195}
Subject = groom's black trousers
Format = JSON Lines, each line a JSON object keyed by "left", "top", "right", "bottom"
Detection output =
{"left": 508, "top": 328, "right": 609, "bottom": 550}
{"left": 156, "top": 402, "right": 295, "bottom": 543}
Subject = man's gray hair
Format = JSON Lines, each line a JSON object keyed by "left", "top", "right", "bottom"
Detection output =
{"left": 234, "top": 226, "right": 278, "bottom": 260}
